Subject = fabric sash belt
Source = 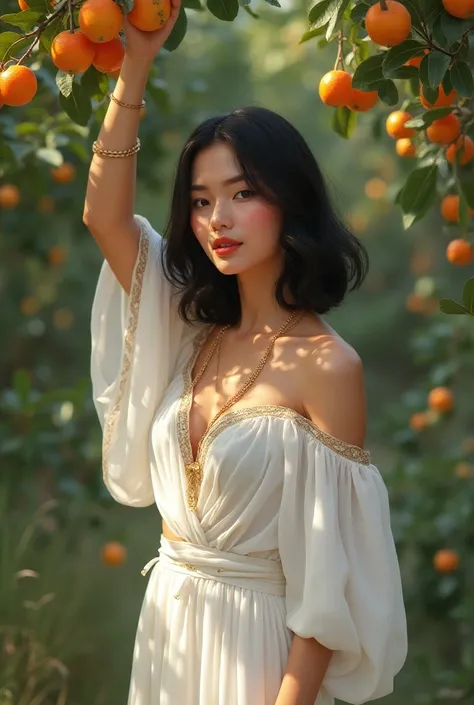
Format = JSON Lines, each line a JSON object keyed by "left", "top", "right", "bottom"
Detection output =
{"left": 142, "top": 536, "right": 286, "bottom": 601}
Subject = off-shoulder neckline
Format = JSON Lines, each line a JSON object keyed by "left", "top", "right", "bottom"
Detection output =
{"left": 178, "top": 326, "right": 371, "bottom": 468}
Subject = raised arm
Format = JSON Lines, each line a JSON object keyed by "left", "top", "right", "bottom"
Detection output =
{"left": 82, "top": 2, "right": 182, "bottom": 294}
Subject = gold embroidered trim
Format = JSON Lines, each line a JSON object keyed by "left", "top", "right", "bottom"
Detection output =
{"left": 176, "top": 326, "right": 213, "bottom": 512}
{"left": 176, "top": 327, "right": 371, "bottom": 512}
{"left": 102, "top": 221, "right": 150, "bottom": 485}
{"left": 199, "top": 405, "right": 371, "bottom": 466}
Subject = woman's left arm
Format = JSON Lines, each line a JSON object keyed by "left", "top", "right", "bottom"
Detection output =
{"left": 275, "top": 635, "right": 333, "bottom": 705}
{"left": 276, "top": 341, "right": 368, "bottom": 705}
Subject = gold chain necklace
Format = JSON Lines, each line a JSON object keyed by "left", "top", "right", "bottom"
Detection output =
{"left": 184, "top": 309, "right": 304, "bottom": 510}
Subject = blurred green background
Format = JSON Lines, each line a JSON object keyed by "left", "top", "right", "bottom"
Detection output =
{"left": 2, "top": 1, "right": 474, "bottom": 703}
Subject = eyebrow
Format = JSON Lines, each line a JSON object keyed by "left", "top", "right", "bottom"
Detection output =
{"left": 190, "top": 174, "right": 246, "bottom": 191}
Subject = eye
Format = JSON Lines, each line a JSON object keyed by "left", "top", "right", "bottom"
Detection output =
{"left": 235, "top": 189, "right": 255, "bottom": 200}
{"left": 192, "top": 197, "right": 209, "bottom": 209}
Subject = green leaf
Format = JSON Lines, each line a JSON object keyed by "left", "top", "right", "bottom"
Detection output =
{"left": 419, "top": 55, "right": 439, "bottom": 104}
{"left": 421, "top": 106, "right": 453, "bottom": 125}
{"left": 400, "top": 164, "right": 438, "bottom": 226}
{"left": 382, "top": 40, "right": 426, "bottom": 76}
{"left": 374, "top": 78, "right": 398, "bottom": 105}
{"left": 420, "top": 0, "right": 442, "bottom": 24}
{"left": 308, "top": 0, "right": 333, "bottom": 29}
{"left": 352, "top": 54, "right": 384, "bottom": 90}
{"left": 206, "top": 0, "right": 239, "bottom": 20}
{"left": 331, "top": 105, "right": 357, "bottom": 139}
{"left": 427, "top": 50, "right": 450, "bottom": 89}
{"left": 36, "top": 147, "right": 64, "bottom": 167}
{"left": 0, "top": 31, "right": 30, "bottom": 61}
{"left": 39, "top": 16, "right": 62, "bottom": 52}
{"left": 440, "top": 11, "right": 470, "bottom": 45}
{"left": 458, "top": 171, "right": 474, "bottom": 209}
{"left": 164, "top": 5, "right": 188, "bottom": 48}
{"left": 299, "top": 26, "right": 326, "bottom": 43}
{"left": 350, "top": 2, "right": 367, "bottom": 22}
{"left": 439, "top": 298, "right": 469, "bottom": 315}
{"left": 59, "top": 83, "right": 92, "bottom": 127}
{"left": 462, "top": 279, "right": 474, "bottom": 315}
{"left": 325, "top": 0, "right": 350, "bottom": 41}
{"left": 450, "top": 61, "right": 474, "bottom": 98}
{"left": 0, "top": 10, "right": 44, "bottom": 30}
{"left": 183, "top": 0, "right": 203, "bottom": 8}
{"left": 56, "top": 70, "right": 74, "bottom": 98}
{"left": 263, "top": 0, "right": 281, "bottom": 6}
{"left": 81, "top": 65, "right": 109, "bottom": 98}
{"left": 26, "top": 0, "right": 52, "bottom": 9}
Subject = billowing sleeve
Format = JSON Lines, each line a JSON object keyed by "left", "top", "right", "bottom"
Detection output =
{"left": 90, "top": 215, "right": 193, "bottom": 507}
{"left": 278, "top": 427, "right": 407, "bottom": 704}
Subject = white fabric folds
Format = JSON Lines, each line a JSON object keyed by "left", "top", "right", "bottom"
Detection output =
{"left": 90, "top": 215, "right": 407, "bottom": 705}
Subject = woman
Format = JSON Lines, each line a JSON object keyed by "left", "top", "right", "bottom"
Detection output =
{"left": 84, "top": 2, "right": 407, "bottom": 703}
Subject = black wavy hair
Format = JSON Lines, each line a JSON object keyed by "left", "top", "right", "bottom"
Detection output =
{"left": 162, "top": 106, "right": 368, "bottom": 326}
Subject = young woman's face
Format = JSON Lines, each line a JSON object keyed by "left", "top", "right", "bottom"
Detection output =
{"left": 190, "top": 142, "right": 284, "bottom": 277}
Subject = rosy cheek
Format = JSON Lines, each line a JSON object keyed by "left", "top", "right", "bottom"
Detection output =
{"left": 244, "top": 202, "right": 281, "bottom": 232}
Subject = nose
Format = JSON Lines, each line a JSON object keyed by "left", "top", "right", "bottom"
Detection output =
{"left": 209, "top": 200, "right": 232, "bottom": 233}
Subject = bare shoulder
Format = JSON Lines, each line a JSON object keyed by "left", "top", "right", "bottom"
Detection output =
{"left": 290, "top": 315, "right": 367, "bottom": 448}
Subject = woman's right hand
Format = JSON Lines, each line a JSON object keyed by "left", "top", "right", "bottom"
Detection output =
{"left": 122, "top": 0, "right": 182, "bottom": 64}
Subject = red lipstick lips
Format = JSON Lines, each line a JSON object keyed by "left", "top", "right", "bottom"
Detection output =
{"left": 212, "top": 237, "right": 242, "bottom": 249}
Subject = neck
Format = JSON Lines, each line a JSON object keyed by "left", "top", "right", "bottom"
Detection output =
{"left": 234, "top": 261, "right": 297, "bottom": 337}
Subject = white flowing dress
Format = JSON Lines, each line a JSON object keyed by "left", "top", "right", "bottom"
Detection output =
{"left": 91, "top": 215, "right": 407, "bottom": 705}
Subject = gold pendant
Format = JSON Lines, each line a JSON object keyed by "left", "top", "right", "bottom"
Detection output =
{"left": 185, "top": 461, "right": 203, "bottom": 513}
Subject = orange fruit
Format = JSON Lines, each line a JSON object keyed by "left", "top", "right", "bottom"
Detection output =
{"left": 428, "top": 386, "right": 454, "bottom": 413}
{"left": 440, "top": 194, "right": 474, "bottom": 222}
{"left": 446, "top": 135, "right": 474, "bottom": 165}
{"left": 442, "top": 0, "right": 474, "bottom": 18}
{"left": 347, "top": 88, "right": 378, "bottom": 111}
{"left": 93, "top": 36, "right": 125, "bottom": 73}
{"left": 365, "top": 0, "right": 412, "bottom": 47}
{"left": 386, "top": 110, "right": 415, "bottom": 139}
{"left": 406, "top": 292, "right": 425, "bottom": 313}
{"left": 441, "top": 194, "right": 460, "bottom": 222}
{"left": 433, "top": 549, "right": 459, "bottom": 573}
{"left": 38, "top": 195, "right": 55, "bottom": 213}
{"left": 51, "top": 162, "right": 76, "bottom": 184}
{"left": 51, "top": 30, "right": 96, "bottom": 74}
{"left": 20, "top": 296, "right": 39, "bottom": 316}
{"left": 79, "top": 0, "right": 123, "bottom": 42}
{"left": 48, "top": 246, "right": 67, "bottom": 266}
{"left": 396, "top": 138, "right": 416, "bottom": 157}
{"left": 446, "top": 238, "right": 473, "bottom": 266}
{"left": 128, "top": 0, "right": 171, "bottom": 31}
{"left": 140, "top": 105, "right": 147, "bottom": 120}
{"left": 454, "top": 461, "right": 473, "bottom": 479}
{"left": 0, "top": 65, "right": 37, "bottom": 107}
{"left": 426, "top": 114, "right": 461, "bottom": 144}
{"left": 318, "top": 70, "right": 353, "bottom": 107}
{"left": 101, "top": 541, "right": 127, "bottom": 566}
{"left": 405, "top": 49, "right": 429, "bottom": 67}
{"left": 410, "top": 411, "right": 428, "bottom": 430}
{"left": 0, "top": 184, "right": 21, "bottom": 208}
{"left": 420, "top": 84, "right": 457, "bottom": 108}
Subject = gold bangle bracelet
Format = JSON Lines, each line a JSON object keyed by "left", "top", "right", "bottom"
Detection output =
{"left": 92, "top": 138, "right": 141, "bottom": 158}
{"left": 109, "top": 93, "right": 145, "bottom": 110}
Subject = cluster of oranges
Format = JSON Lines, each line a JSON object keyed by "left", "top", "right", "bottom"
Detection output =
{"left": 0, "top": 0, "right": 171, "bottom": 108}
{"left": 318, "top": 0, "right": 474, "bottom": 262}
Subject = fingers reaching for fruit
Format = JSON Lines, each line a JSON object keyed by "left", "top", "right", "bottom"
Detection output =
{"left": 122, "top": 0, "right": 182, "bottom": 62}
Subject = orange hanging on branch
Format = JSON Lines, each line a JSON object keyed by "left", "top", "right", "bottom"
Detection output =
{"left": 78, "top": 0, "right": 123, "bottom": 43}
{"left": 51, "top": 30, "right": 96, "bottom": 74}
{"left": 365, "top": 0, "right": 412, "bottom": 47}
{"left": 0, "top": 65, "right": 37, "bottom": 107}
